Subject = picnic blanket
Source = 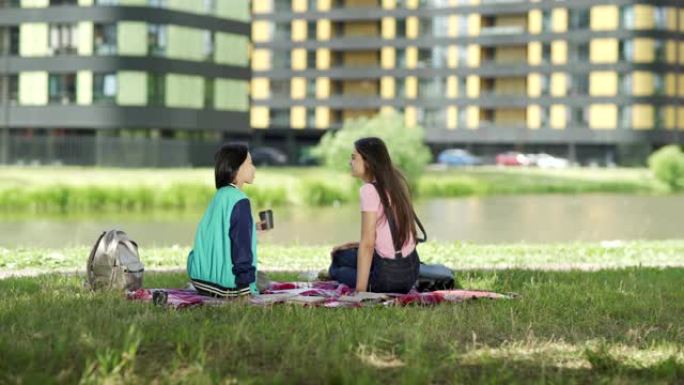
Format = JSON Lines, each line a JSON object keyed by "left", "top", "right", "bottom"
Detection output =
{"left": 128, "top": 281, "right": 516, "bottom": 309}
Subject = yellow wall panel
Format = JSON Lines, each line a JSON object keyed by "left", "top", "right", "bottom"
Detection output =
{"left": 552, "top": 8, "right": 568, "bottom": 33}
{"left": 551, "top": 41, "right": 567, "bottom": 64}
{"left": 382, "top": 0, "right": 396, "bottom": 9}
{"left": 291, "top": 106, "right": 306, "bottom": 129}
{"left": 405, "top": 106, "right": 417, "bottom": 127}
{"left": 632, "top": 104, "right": 654, "bottom": 130}
{"left": 315, "top": 107, "right": 330, "bottom": 129}
{"left": 447, "top": 106, "right": 457, "bottom": 129}
{"left": 528, "top": 41, "right": 542, "bottom": 65}
{"left": 252, "top": 49, "right": 271, "bottom": 71}
{"left": 382, "top": 17, "right": 395, "bottom": 39}
{"left": 292, "top": 20, "right": 306, "bottom": 41}
{"left": 665, "top": 106, "right": 676, "bottom": 129}
{"left": 405, "top": 76, "right": 417, "bottom": 98}
{"left": 318, "top": 20, "right": 331, "bottom": 40}
{"left": 467, "top": 14, "right": 481, "bottom": 35}
{"left": 528, "top": 10, "right": 542, "bottom": 34}
{"left": 634, "top": 4, "right": 655, "bottom": 30}
{"left": 406, "top": 47, "right": 417, "bottom": 68}
{"left": 406, "top": 17, "right": 419, "bottom": 38}
{"left": 251, "top": 78, "right": 269, "bottom": 99}
{"left": 252, "top": 21, "right": 272, "bottom": 43}
{"left": 590, "top": 5, "right": 619, "bottom": 31}
{"left": 292, "top": 0, "right": 307, "bottom": 12}
{"left": 316, "top": 78, "right": 330, "bottom": 99}
{"left": 381, "top": 76, "right": 395, "bottom": 99}
{"left": 550, "top": 73, "right": 566, "bottom": 97}
{"left": 590, "top": 39, "right": 618, "bottom": 63}
{"left": 467, "top": 106, "right": 479, "bottom": 129}
{"left": 634, "top": 39, "right": 654, "bottom": 63}
{"left": 316, "top": 49, "right": 330, "bottom": 69}
{"left": 550, "top": 105, "right": 566, "bottom": 129}
{"left": 448, "top": 45, "right": 458, "bottom": 67}
{"left": 291, "top": 77, "right": 306, "bottom": 99}
{"left": 252, "top": 0, "right": 271, "bottom": 13}
{"left": 589, "top": 72, "right": 617, "bottom": 96}
{"left": 589, "top": 104, "right": 617, "bottom": 129}
{"left": 467, "top": 75, "right": 480, "bottom": 98}
{"left": 632, "top": 71, "right": 654, "bottom": 96}
{"left": 527, "top": 105, "right": 541, "bottom": 129}
{"left": 381, "top": 47, "right": 395, "bottom": 69}
{"left": 467, "top": 44, "right": 480, "bottom": 67}
{"left": 291, "top": 49, "right": 307, "bottom": 70}
{"left": 251, "top": 107, "right": 269, "bottom": 128}
{"left": 447, "top": 76, "right": 457, "bottom": 98}
{"left": 528, "top": 73, "right": 541, "bottom": 97}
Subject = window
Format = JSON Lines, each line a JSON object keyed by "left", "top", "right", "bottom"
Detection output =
{"left": 569, "top": 9, "right": 590, "bottom": 29}
{"left": 0, "top": 27, "right": 19, "bottom": 55}
{"left": 49, "top": 24, "right": 78, "bottom": 55}
{"left": 619, "top": 39, "right": 633, "bottom": 61}
{"left": 272, "top": 51, "right": 291, "bottom": 69}
{"left": 147, "top": 73, "right": 165, "bottom": 105}
{"left": 542, "top": 42, "right": 551, "bottom": 63}
{"left": 307, "top": 22, "right": 317, "bottom": 39}
{"left": 93, "top": 73, "right": 117, "bottom": 103}
{"left": 457, "top": 107, "right": 467, "bottom": 127}
{"left": 48, "top": 73, "right": 77, "bottom": 104}
{"left": 274, "top": 23, "right": 291, "bottom": 40}
{"left": 418, "top": 108, "right": 447, "bottom": 128}
{"left": 458, "top": 45, "right": 468, "bottom": 66}
{"left": 571, "top": 107, "right": 588, "bottom": 126}
{"left": 654, "top": 74, "right": 665, "bottom": 96}
{"left": 270, "top": 79, "right": 290, "bottom": 97}
{"left": 204, "top": 78, "right": 214, "bottom": 109}
{"left": 148, "top": 0, "right": 167, "bottom": 7}
{"left": 94, "top": 24, "right": 117, "bottom": 55}
{"left": 457, "top": 77, "right": 466, "bottom": 97}
{"left": 542, "top": 10, "right": 552, "bottom": 32}
{"left": 540, "top": 106, "right": 549, "bottom": 127}
{"left": 307, "top": 78, "right": 316, "bottom": 98}
{"left": 654, "top": 6, "right": 667, "bottom": 30}
{"left": 432, "top": 46, "right": 448, "bottom": 68}
{"left": 307, "top": 108, "right": 316, "bottom": 127}
{"left": 418, "top": 77, "right": 446, "bottom": 98}
{"left": 654, "top": 39, "right": 666, "bottom": 63}
{"left": 95, "top": 0, "right": 119, "bottom": 4}
{"left": 569, "top": 73, "right": 589, "bottom": 95}
{"left": 418, "top": 0, "right": 449, "bottom": 8}
{"left": 570, "top": 41, "right": 589, "bottom": 61}
{"left": 417, "top": 48, "right": 432, "bottom": 67}
{"left": 654, "top": 105, "right": 665, "bottom": 129}
{"left": 273, "top": 0, "right": 290, "bottom": 13}
{"left": 0, "top": 0, "right": 21, "bottom": 7}
{"left": 619, "top": 105, "right": 631, "bottom": 128}
{"left": 203, "top": 31, "right": 214, "bottom": 61}
{"left": 203, "top": 0, "right": 215, "bottom": 13}
{"left": 0, "top": 75, "right": 19, "bottom": 104}
{"left": 540, "top": 75, "right": 550, "bottom": 95}
{"left": 621, "top": 6, "right": 635, "bottom": 29}
{"left": 396, "top": 19, "right": 406, "bottom": 38}
{"left": 619, "top": 72, "right": 632, "bottom": 95}
{"left": 396, "top": 48, "right": 407, "bottom": 67}
{"left": 148, "top": 24, "right": 167, "bottom": 56}
{"left": 307, "top": 50, "right": 316, "bottom": 69}
{"left": 50, "top": 0, "right": 78, "bottom": 5}
{"left": 270, "top": 109, "right": 290, "bottom": 127}
{"left": 457, "top": 15, "right": 468, "bottom": 36}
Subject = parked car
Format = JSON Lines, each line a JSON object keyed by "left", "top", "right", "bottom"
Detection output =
{"left": 437, "top": 149, "right": 482, "bottom": 167}
{"left": 528, "top": 153, "right": 569, "bottom": 169}
{"left": 251, "top": 147, "right": 288, "bottom": 166}
{"left": 496, "top": 151, "right": 531, "bottom": 167}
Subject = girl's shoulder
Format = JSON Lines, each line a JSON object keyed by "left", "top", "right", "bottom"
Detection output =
{"left": 216, "top": 186, "right": 248, "bottom": 201}
{"left": 359, "top": 182, "right": 377, "bottom": 194}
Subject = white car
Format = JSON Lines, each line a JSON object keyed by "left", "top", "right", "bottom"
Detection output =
{"left": 529, "top": 153, "right": 569, "bottom": 169}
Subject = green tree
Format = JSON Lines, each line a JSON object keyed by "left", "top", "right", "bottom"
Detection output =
{"left": 312, "top": 112, "right": 432, "bottom": 186}
{"left": 648, "top": 145, "right": 684, "bottom": 191}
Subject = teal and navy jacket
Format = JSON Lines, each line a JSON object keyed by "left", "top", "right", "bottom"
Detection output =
{"left": 187, "top": 185, "right": 258, "bottom": 294}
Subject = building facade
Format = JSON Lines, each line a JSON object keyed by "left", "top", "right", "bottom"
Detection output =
{"left": 0, "top": 0, "right": 250, "bottom": 166}
{"left": 251, "top": 0, "right": 684, "bottom": 164}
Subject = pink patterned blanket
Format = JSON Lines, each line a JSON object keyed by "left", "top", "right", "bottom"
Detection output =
{"left": 127, "top": 281, "right": 516, "bottom": 309}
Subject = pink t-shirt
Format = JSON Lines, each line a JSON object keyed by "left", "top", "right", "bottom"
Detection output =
{"left": 359, "top": 183, "right": 416, "bottom": 259}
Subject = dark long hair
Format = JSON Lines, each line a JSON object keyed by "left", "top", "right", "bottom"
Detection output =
{"left": 355, "top": 137, "right": 416, "bottom": 249}
{"left": 214, "top": 142, "right": 248, "bottom": 189}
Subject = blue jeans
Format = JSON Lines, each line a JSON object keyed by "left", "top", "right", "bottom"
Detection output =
{"left": 328, "top": 247, "right": 420, "bottom": 293}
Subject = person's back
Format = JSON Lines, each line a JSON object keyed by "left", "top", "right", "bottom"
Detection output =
{"left": 186, "top": 142, "right": 261, "bottom": 297}
{"left": 187, "top": 186, "right": 258, "bottom": 295}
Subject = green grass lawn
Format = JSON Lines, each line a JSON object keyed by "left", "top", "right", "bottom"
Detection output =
{"left": 1, "top": 268, "right": 683, "bottom": 385}
{"left": 0, "top": 166, "right": 664, "bottom": 213}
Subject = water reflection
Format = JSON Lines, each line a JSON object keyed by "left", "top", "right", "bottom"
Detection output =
{"left": 0, "top": 194, "right": 682, "bottom": 248}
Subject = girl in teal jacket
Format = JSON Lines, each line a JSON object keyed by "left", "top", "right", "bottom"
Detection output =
{"left": 187, "top": 143, "right": 261, "bottom": 297}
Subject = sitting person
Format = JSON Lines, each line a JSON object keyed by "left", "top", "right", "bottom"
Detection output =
{"left": 328, "top": 137, "right": 424, "bottom": 294}
{"left": 187, "top": 142, "right": 266, "bottom": 297}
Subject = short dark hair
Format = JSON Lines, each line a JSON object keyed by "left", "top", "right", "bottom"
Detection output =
{"left": 214, "top": 142, "right": 249, "bottom": 189}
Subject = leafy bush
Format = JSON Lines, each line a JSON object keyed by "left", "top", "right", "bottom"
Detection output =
{"left": 312, "top": 111, "right": 432, "bottom": 186}
{"left": 648, "top": 145, "right": 684, "bottom": 191}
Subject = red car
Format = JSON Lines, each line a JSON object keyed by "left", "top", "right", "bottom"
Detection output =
{"left": 496, "top": 151, "right": 531, "bottom": 166}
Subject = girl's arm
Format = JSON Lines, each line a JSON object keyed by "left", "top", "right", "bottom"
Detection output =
{"left": 229, "top": 199, "right": 256, "bottom": 289}
{"left": 355, "top": 211, "right": 377, "bottom": 292}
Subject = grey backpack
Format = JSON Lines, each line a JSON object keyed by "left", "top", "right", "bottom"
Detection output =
{"left": 86, "top": 230, "right": 144, "bottom": 291}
